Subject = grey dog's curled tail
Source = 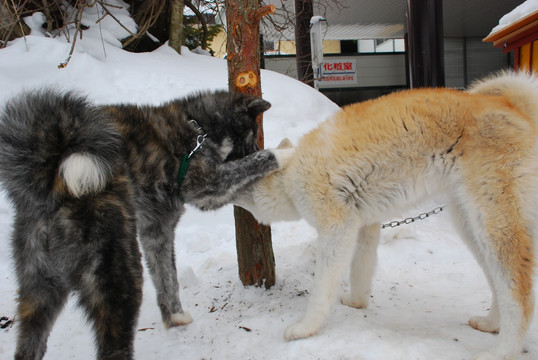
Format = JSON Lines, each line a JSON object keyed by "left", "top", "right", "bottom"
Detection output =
{"left": 0, "top": 89, "right": 122, "bottom": 211}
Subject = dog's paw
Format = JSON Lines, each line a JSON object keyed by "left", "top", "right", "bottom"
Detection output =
{"left": 340, "top": 293, "right": 369, "bottom": 309}
{"left": 468, "top": 315, "right": 500, "bottom": 334}
{"left": 166, "top": 311, "right": 193, "bottom": 328}
{"left": 283, "top": 320, "right": 319, "bottom": 341}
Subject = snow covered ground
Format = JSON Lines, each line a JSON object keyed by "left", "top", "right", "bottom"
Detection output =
{"left": 0, "top": 1, "right": 537, "bottom": 359}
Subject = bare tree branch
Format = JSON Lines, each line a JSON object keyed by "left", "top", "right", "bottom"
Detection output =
{"left": 184, "top": 0, "right": 208, "bottom": 49}
{"left": 1, "top": 0, "right": 31, "bottom": 47}
{"left": 41, "top": 0, "right": 53, "bottom": 33}
{"left": 121, "top": 0, "right": 166, "bottom": 48}
{"left": 95, "top": 0, "right": 136, "bottom": 37}
{"left": 58, "top": 1, "right": 86, "bottom": 68}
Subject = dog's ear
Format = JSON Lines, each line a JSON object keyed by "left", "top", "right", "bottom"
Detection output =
{"left": 247, "top": 98, "right": 271, "bottom": 116}
{"left": 277, "top": 138, "right": 293, "bottom": 149}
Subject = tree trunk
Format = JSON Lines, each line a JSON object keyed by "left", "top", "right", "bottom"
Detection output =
{"left": 225, "top": 0, "right": 276, "bottom": 288}
{"left": 294, "top": 0, "right": 314, "bottom": 86}
{"left": 169, "top": 0, "right": 185, "bottom": 54}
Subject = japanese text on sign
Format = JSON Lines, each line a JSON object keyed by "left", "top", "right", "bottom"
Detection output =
{"left": 319, "top": 59, "right": 357, "bottom": 87}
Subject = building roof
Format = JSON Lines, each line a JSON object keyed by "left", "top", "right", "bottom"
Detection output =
{"left": 261, "top": 0, "right": 525, "bottom": 41}
{"left": 261, "top": 22, "right": 405, "bottom": 41}
{"left": 483, "top": 9, "right": 538, "bottom": 52}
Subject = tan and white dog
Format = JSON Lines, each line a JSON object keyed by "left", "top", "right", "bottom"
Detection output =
{"left": 235, "top": 71, "right": 538, "bottom": 359}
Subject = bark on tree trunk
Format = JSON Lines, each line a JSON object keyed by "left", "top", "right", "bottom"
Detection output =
{"left": 294, "top": 0, "right": 314, "bottom": 86}
{"left": 169, "top": 0, "right": 185, "bottom": 54}
{"left": 225, "top": 0, "right": 276, "bottom": 288}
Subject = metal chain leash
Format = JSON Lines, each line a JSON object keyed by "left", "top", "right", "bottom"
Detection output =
{"left": 381, "top": 206, "right": 445, "bottom": 229}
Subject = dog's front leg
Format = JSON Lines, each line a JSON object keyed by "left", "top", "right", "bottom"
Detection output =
{"left": 341, "top": 223, "right": 380, "bottom": 309}
{"left": 285, "top": 220, "right": 360, "bottom": 340}
{"left": 138, "top": 210, "right": 192, "bottom": 328}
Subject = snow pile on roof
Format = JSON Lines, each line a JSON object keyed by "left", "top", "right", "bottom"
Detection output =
{"left": 489, "top": 0, "right": 538, "bottom": 35}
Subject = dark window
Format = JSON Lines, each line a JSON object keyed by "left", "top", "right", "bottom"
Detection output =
{"left": 340, "top": 40, "right": 358, "bottom": 53}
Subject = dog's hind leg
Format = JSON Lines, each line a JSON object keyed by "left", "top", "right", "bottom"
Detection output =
{"left": 80, "top": 274, "right": 142, "bottom": 360}
{"left": 15, "top": 286, "right": 68, "bottom": 360}
{"left": 284, "top": 216, "right": 361, "bottom": 340}
{"left": 13, "top": 221, "right": 69, "bottom": 360}
{"left": 460, "top": 196, "right": 534, "bottom": 360}
{"left": 76, "top": 209, "right": 143, "bottom": 360}
{"left": 139, "top": 211, "right": 193, "bottom": 328}
{"left": 79, "top": 274, "right": 142, "bottom": 360}
{"left": 448, "top": 200, "right": 500, "bottom": 333}
{"left": 341, "top": 223, "right": 380, "bottom": 309}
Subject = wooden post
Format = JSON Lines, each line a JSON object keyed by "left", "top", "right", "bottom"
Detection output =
{"left": 225, "top": 0, "right": 276, "bottom": 288}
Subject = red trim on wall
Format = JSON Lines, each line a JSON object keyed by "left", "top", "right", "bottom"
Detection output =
{"left": 503, "top": 32, "right": 538, "bottom": 53}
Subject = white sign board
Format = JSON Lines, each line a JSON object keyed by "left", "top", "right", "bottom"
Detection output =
{"left": 318, "top": 59, "right": 358, "bottom": 87}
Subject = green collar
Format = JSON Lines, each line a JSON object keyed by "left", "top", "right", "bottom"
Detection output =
{"left": 177, "top": 134, "right": 207, "bottom": 194}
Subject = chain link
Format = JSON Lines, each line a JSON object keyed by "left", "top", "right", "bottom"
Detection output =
{"left": 381, "top": 206, "right": 445, "bottom": 229}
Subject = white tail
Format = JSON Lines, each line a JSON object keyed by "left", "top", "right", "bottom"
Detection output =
{"left": 59, "top": 153, "right": 109, "bottom": 197}
{"left": 468, "top": 70, "right": 538, "bottom": 121}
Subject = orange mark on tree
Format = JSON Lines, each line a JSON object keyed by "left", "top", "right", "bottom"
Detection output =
{"left": 235, "top": 71, "right": 258, "bottom": 89}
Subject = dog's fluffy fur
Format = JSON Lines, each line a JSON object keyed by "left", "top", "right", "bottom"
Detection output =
{"left": 0, "top": 89, "right": 287, "bottom": 360}
{"left": 234, "top": 71, "right": 538, "bottom": 359}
